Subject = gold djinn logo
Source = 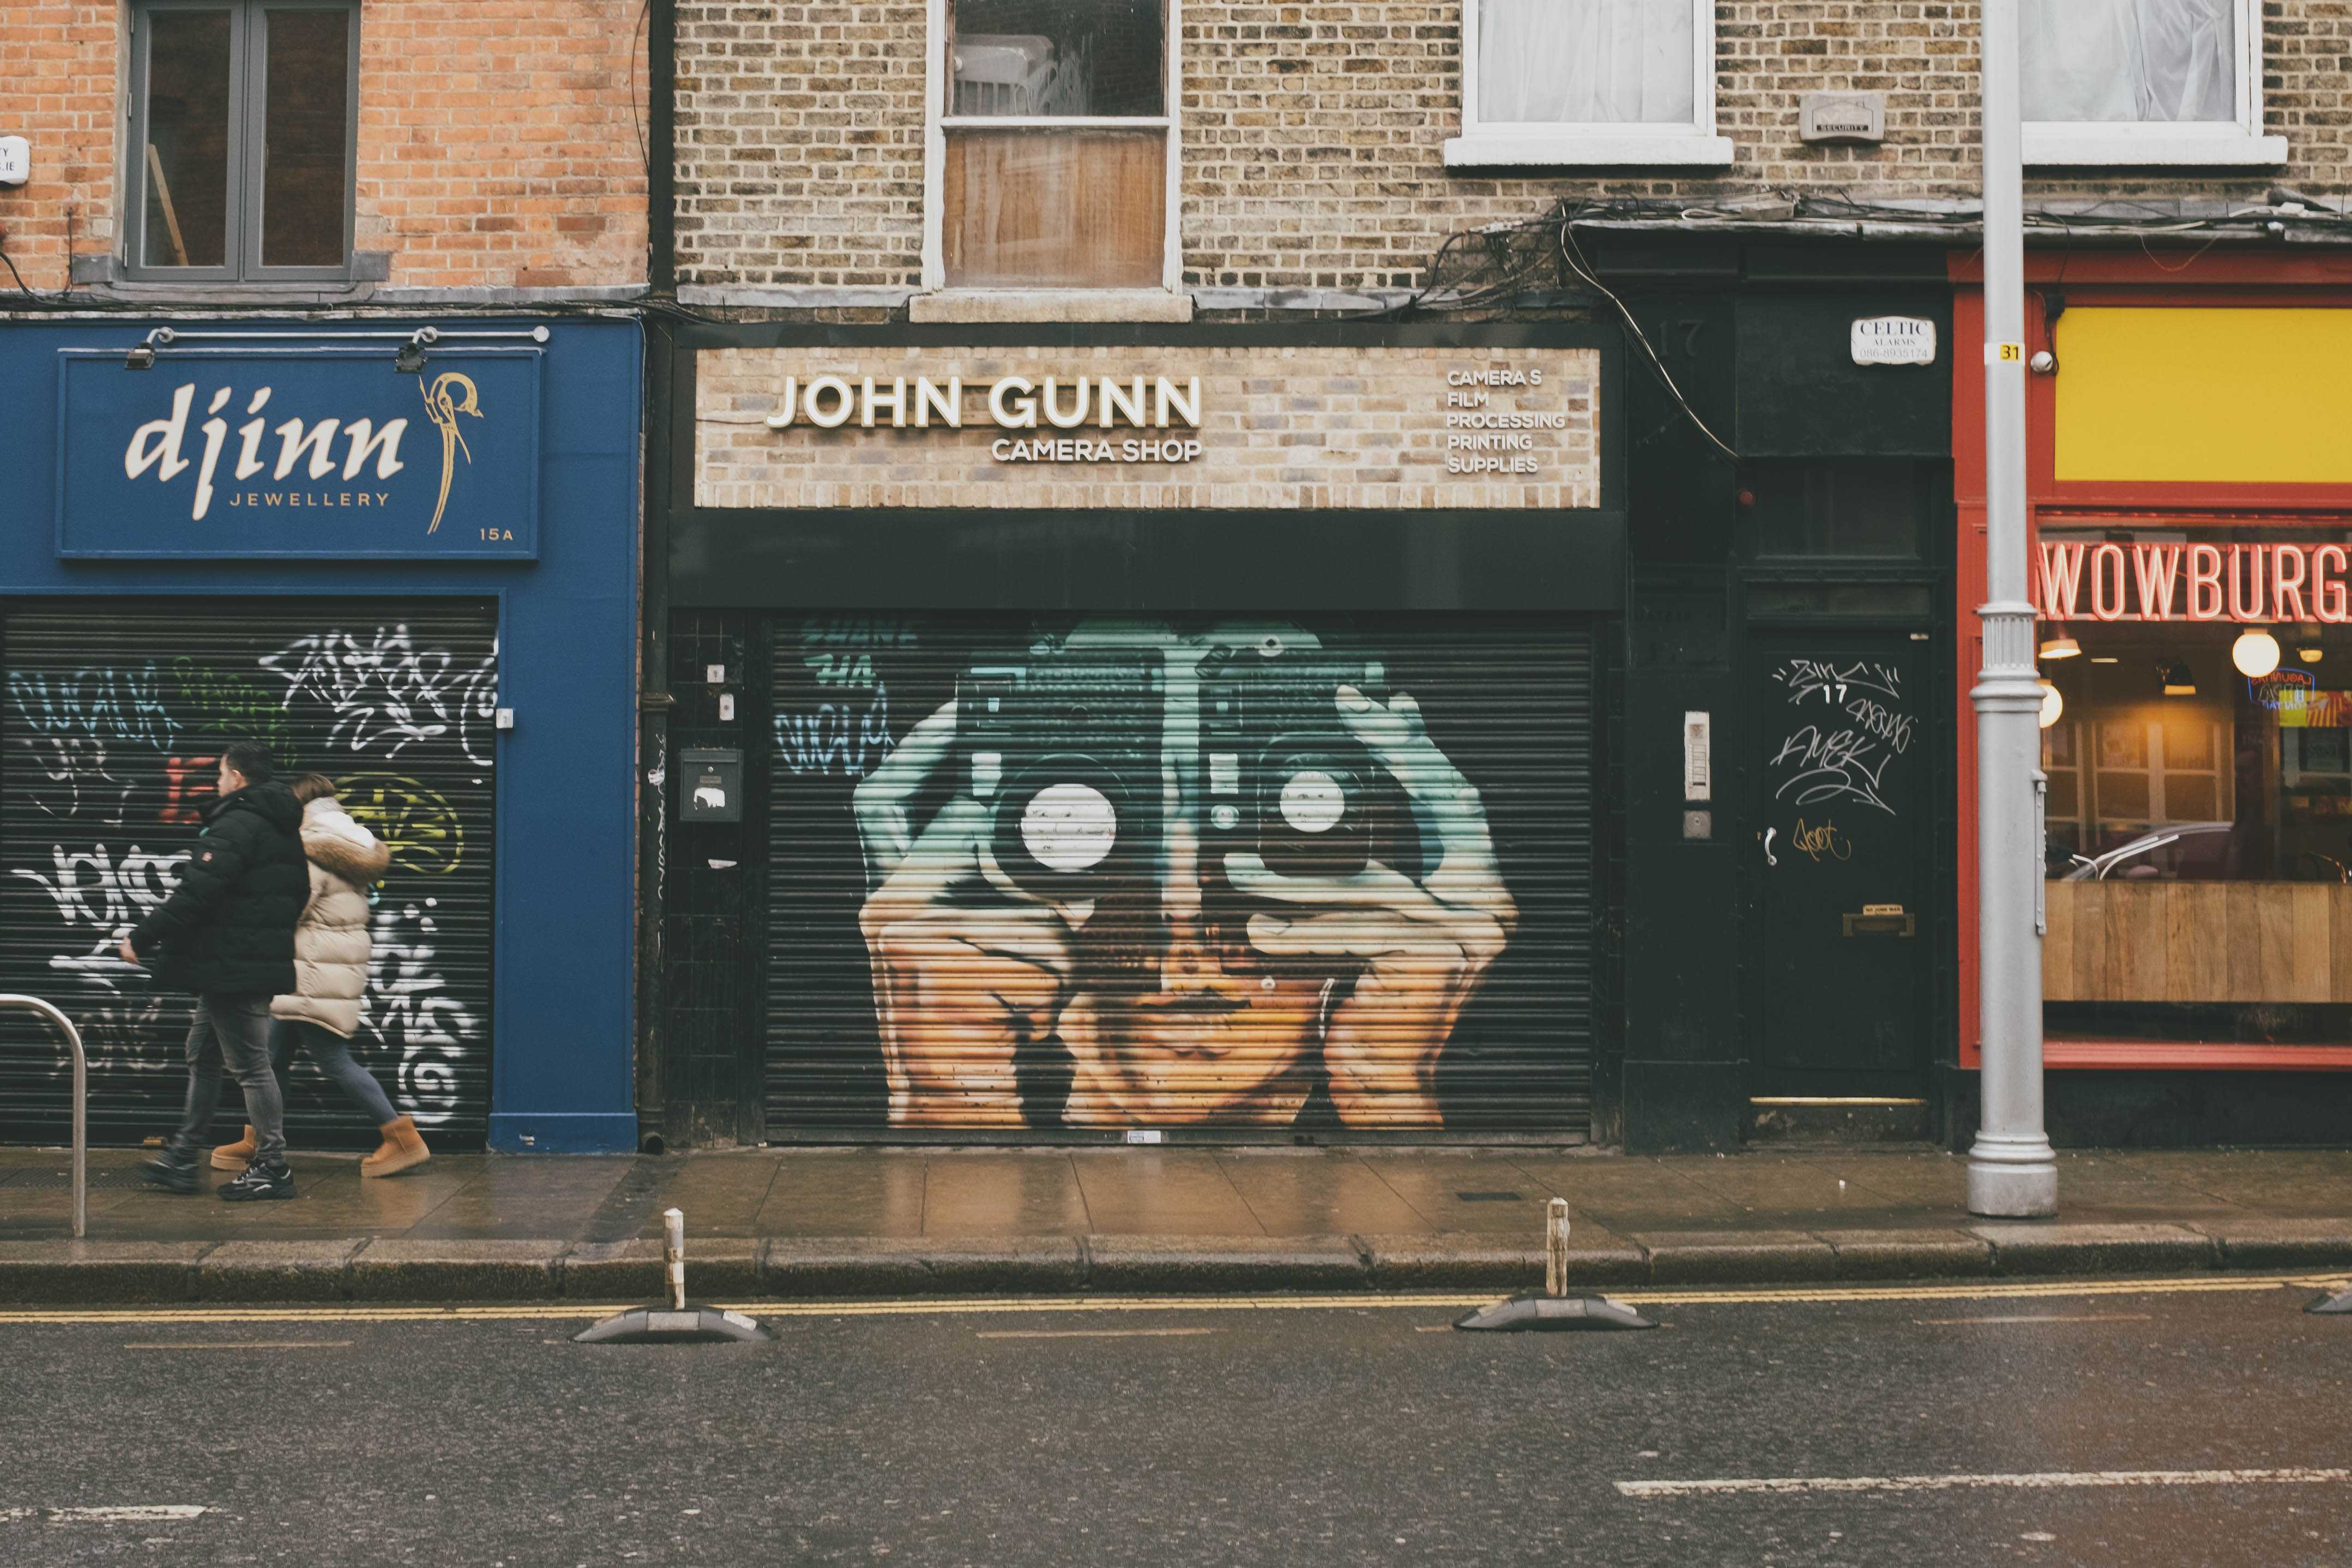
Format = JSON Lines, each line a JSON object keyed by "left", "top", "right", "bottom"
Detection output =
{"left": 122, "top": 372, "right": 487, "bottom": 533}
{"left": 420, "top": 371, "right": 481, "bottom": 535}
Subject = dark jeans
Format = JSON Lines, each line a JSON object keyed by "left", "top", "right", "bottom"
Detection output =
{"left": 269, "top": 1018, "right": 399, "bottom": 1128}
{"left": 170, "top": 993, "right": 283, "bottom": 1166}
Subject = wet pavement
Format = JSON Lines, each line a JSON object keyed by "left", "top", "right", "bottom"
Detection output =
{"left": 1, "top": 1143, "right": 2345, "bottom": 1252}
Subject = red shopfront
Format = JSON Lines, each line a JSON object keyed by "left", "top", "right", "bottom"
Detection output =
{"left": 1953, "top": 249, "right": 2352, "bottom": 1142}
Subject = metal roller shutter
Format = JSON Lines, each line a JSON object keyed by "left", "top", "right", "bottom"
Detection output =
{"left": 764, "top": 613, "right": 1595, "bottom": 1135}
{"left": 0, "top": 599, "right": 498, "bottom": 1149}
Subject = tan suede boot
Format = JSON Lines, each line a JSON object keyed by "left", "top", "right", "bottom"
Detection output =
{"left": 210, "top": 1125, "right": 258, "bottom": 1172}
{"left": 361, "top": 1116, "right": 430, "bottom": 1178}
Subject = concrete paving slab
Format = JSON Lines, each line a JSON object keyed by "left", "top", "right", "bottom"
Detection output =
{"left": 618, "top": 1156, "right": 780, "bottom": 1238}
{"left": 350, "top": 1238, "right": 565, "bottom": 1300}
{"left": 1356, "top": 1154, "right": 1628, "bottom": 1234}
{"left": 756, "top": 1152, "right": 927, "bottom": 1238}
{"left": 1086, "top": 1234, "right": 1365, "bottom": 1293}
{"left": 1818, "top": 1228, "right": 1995, "bottom": 1280}
{"left": 1213, "top": 1153, "right": 1431, "bottom": 1237}
{"left": 919, "top": 1153, "right": 1089, "bottom": 1237}
{"left": 399, "top": 1158, "right": 636, "bottom": 1240}
{"left": 1070, "top": 1151, "right": 1263, "bottom": 1235}
{"left": 1498, "top": 1155, "right": 1754, "bottom": 1232}
{"left": 1635, "top": 1229, "right": 1840, "bottom": 1283}
{"left": 758, "top": 1236, "right": 1085, "bottom": 1296}
{"left": 0, "top": 1240, "right": 209, "bottom": 1303}
{"left": 1969, "top": 1221, "right": 2219, "bottom": 1275}
{"left": 197, "top": 1239, "right": 364, "bottom": 1301}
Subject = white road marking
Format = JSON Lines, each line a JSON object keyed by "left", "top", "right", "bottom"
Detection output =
{"left": 1618, "top": 1468, "right": 2352, "bottom": 1499}
{"left": 976, "top": 1328, "right": 1217, "bottom": 1340}
{"left": 1913, "top": 1313, "right": 2152, "bottom": 1325}
{"left": 124, "top": 1340, "right": 352, "bottom": 1351}
{"left": 0, "top": 1506, "right": 209, "bottom": 1523}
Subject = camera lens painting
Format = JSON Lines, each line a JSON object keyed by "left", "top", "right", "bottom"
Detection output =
{"left": 765, "top": 613, "right": 1596, "bottom": 1133}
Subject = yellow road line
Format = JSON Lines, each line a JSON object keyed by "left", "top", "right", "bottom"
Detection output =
{"left": 0, "top": 1273, "right": 2339, "bottom": 1328}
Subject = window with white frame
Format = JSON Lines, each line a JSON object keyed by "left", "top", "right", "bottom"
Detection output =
{"left": 1444, "top": 0, "right": 1731, "bottom": 168}
{"left": 926, "top": 0, "right": 1179, "bottom": 292}
{"left": 2021, "top": 0, "right": 2284, "bottom": 166}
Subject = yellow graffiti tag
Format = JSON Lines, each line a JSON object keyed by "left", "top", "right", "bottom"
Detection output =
{"left": 337, "top": 774, "right": 465, "bottom": 876}
{"left": 419, "top": 372, "right": 481, "bottom": 534}
{"left": 1792, "top": 817, "right": 1852, "bottom": 863}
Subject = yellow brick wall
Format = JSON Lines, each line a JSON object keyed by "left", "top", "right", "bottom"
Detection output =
{"left": 694, "top": 343, "right": 1602, "bottom": 509}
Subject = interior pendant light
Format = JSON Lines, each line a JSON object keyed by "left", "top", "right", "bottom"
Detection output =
{"left": 2159, "top": 659, "right": 2197, "bottom": 697}
{"left": 2039, "top": 630, "right": 2082, "bottom": 660}
{"left": 2037, "top": 679, "right": 2064, "bottom": 729}
{"left": 2233, "top": 626, "right": 2282, "bottom": 679}
{"left": 2297, "top": 624, "right": 2325, "bottom": 664}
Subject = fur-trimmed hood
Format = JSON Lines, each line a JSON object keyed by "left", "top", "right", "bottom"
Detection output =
{"left": 303, "top": 797, "right": 391, "bottom": 884}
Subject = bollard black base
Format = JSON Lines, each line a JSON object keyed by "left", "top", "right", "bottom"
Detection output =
{"left": 573, "top": 1305, "right": 771, "bottom": 1344}
{"left": 2306, "top": 1287, "right": 2352, "bottom": 1316}
{"left": 1454, "top": 1293, "right": 1657, "bottom": 1332}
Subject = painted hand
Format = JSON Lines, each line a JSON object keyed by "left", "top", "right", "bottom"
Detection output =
{"left": 1223, "top": 685, "right": 1516, "bottom": 1128}
{"left": 853, "top": 700, "right": 1072, "bottom": 1126}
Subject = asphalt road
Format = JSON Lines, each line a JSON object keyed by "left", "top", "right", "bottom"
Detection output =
{"left": 3, "top": 1278, "right": 2348, "bottom": 1566}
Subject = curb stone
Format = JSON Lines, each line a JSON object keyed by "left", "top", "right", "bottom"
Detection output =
{"left": 0, "top": 1224, "right": 2346, "bottom": 1305}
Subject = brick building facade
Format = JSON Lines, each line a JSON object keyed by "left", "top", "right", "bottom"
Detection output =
{"left": 0, "top": 0, "right": 649, "bottom": 299}
{"left": 671, "top": 1, "right": 2352, "bottom": 304}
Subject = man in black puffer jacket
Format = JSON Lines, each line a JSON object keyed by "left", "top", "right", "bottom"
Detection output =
{"left": 127, "top": 742, "right": 311, "bottom": 1201}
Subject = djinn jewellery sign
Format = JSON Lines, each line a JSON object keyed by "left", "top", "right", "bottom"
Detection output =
{"left": 55, "top": 346, "right": 542, "bottom": 559}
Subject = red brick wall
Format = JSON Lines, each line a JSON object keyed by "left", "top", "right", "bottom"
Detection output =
{"left": 0, "top": 1, "right": 649, "bottom": 294}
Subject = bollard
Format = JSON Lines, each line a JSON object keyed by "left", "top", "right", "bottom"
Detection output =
{"left": 665, "top": 1207, "right": 688, "bottom": 1311}
{"left": 573, "top": 1208, "right": 770, "bottom": 1345}
{"left": 1453, "top": 1197, "right": 1656, "bottom": 1333}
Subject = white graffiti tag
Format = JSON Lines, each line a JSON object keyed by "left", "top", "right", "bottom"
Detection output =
{"left": 359, "top": 901, "right": 477, "bottom": 1127}
{"left": 257, "top": 626, "right": 499, "bottom": 766}
{"left": 775, "top": 682, "right": 894, "bottom": 779}
{"left": 1773, "top": 658, "right": 1902, "bottom": 708}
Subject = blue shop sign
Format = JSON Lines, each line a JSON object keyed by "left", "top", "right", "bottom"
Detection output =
{"left": 56, "top": 346, "right": 542, "bottom": 559}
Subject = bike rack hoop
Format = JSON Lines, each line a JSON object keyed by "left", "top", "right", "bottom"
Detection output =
{"left": 0, "top": 996, "right": 86, "bottom": 1238}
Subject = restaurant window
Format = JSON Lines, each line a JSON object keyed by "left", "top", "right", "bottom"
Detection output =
{"left": 1444, "top": 0, "right": 1730, "bottom": 168}
{"left": 2038, "top": 526, "right": 2352, "bottom": 1045}
{"left": 936, "top": 0, "right": 1174, "bottom": 290}
{"left": 128, "top": 0, "right": 358, "bottom": 282}
{"left": 2020, "top": 0, "right": 2282, "bottom": 167}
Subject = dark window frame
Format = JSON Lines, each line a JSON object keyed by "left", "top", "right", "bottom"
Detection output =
{"left": 125, "top": 0, "right": 360, "bottom": 284}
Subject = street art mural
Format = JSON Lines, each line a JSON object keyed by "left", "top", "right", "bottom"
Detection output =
{"left": 765, "top": 616, "right": 1590, "bottom": 1131}
{"left": 0, "top": 605, "right": 496, "bottom": 1146}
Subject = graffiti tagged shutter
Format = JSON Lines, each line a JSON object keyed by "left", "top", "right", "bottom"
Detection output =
{"left": 764, "top": 613, "right": 1596, "bottom": 1136}
{"left": 0, "top": 600, "right": 498, "bottom": 1149}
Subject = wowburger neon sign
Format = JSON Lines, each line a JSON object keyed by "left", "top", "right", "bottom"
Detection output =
{"left": 2038, "top": 540, "right": 2352, "bottom": 623}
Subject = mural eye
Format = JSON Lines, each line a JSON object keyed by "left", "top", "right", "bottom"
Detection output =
{"left": 1020, "top": 782, "right": 1118, "bottom": 872}
{"left": 1278, "top": 770, "right": 1346, "bottom": 834}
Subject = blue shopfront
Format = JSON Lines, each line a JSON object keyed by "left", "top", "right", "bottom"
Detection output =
{"left": 0, "top": 318, "right": 640, "bottom": 1153}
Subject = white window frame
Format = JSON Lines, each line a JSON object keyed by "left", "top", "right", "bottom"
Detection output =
{"left": 920, "top": 0, "right": 1184, "bottom": 294}
{"left": 2023, "top": 0, "right": 2284, "bottom": 167}
{"left": 1444, "top": 0, "right": 1732, "bottom": 169}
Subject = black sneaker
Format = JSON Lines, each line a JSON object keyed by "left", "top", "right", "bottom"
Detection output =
{"left": 218, "top": 1159, "right": 296, "bottom": 1203}
{"left": 138, "top": 1149, "right": 198, "bottom": 1194}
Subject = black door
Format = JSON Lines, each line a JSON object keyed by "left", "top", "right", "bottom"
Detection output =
{"left": 1750, "top": 636, "right": 1931, "bottom": 1095}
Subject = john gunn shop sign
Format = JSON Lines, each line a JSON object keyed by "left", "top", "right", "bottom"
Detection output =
{"left": 55, "top": 336, "right": 544, "bottom": 559}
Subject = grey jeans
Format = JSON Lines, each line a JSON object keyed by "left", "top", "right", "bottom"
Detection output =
{"left": 269, "top": 1018, "right": 399, "bottom": 1128}
{"left": 170, "top": 993, "right": 284, "bottom": 1166}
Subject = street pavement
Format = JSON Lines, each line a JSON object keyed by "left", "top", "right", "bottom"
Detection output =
{"left": 2, "top": 1277, "right": 2346, "bottom": 1565}
{"left": 4, "top": 1143, "right": 2351, "bottom": 1300}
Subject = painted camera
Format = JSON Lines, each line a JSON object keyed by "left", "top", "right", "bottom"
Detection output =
{"left": 957, "top": 650, "right": 1163, "bottom": 897}
{"left": 1201, "top": 637, "right": 1385, "bottom": 879}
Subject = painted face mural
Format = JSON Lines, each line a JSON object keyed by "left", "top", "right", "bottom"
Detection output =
{"left": 847, "top": 622, "right": 1517, "bottom": 1128}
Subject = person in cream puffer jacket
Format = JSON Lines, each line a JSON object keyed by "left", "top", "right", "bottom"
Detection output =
{"left": 212, "top": 774, "right": 430, "bottom": 1178}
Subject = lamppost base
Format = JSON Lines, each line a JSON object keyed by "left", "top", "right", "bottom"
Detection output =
{"left": 1967, "top": 1157, "right": 2058, "bottom": 1218}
